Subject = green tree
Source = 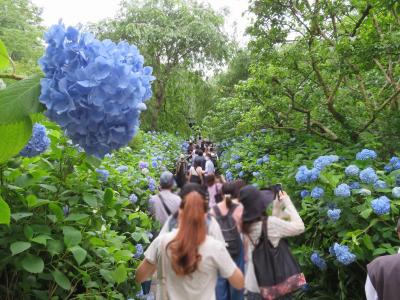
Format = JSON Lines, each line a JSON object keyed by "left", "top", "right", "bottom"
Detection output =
{"left": 207, "top": 0, "right": 400, "bottom": 150}
{"left": 94, "top": 0, "right": 231, "bottom": 131}
{"left": 0, "top": 0, "right": 44, "bottom": 75}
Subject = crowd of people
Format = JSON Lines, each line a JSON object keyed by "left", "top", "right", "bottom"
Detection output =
{"left": 135, "top": 137, "right": 400, "bottom": 300}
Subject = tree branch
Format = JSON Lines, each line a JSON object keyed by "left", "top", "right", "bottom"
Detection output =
{"left": 351, "top": 4, "right": 373, "bottom": 37}
{"left": 0, "top": 73, "right": 24, "bottom": 81}
{"left": 359, "top": 88, "right": 400, "bottom": 133}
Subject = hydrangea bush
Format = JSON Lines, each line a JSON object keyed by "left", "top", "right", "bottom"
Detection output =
{"left": 218, "top": 136, "right": 400, "bottom": 299}
{"left": 0, "top": 121, "right": 183, "bottom": 299}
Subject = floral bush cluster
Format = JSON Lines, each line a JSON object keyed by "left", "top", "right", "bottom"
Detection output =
{"left": 0, "top": 121, "right": 183, "bottom": 299}
{"left": 217, "top": 135, "right": 400, "bottom": 299}
{"left": 39, "top": 23, "right": 155, "bottom": 158}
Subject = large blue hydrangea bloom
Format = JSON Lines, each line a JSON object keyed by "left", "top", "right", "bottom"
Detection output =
{"left": 300, "top": 190, "right": 309, "bottom": 199}
{"left": 345, "top": 165, "right": 359, "bottom": 177}
{"left": 334, "top": 183, "right": 351, "bottom": 197}
{"left": 134, "top": 243, "right": 144, "bottom": 258}
{"left": 311, "top": 186, "right": 324, "bottom": 199}
{"left": 310, "top": 252, "right": 327, "bottom": 270}
{"left": 313, "top": 155, "right": 339, "bottom": 170}
{"left": 384, "top": 157, "right": 400, "bottom": 173}
{"left": 331, "top": 243, "right": 356, "bottom": 265}
{"left": 359, "top": 167, "right": 378, "bottom": 184}
{"left": 348, "top": 182, "right": 361, "bottom": 190}
{"left": 327, "top": 209, "right": 341, "bottom": 221}
{"left": 373, "top": 180, "right": 388, "bottom": 190}
{"left": 295, "top": 166, "right": 320, "bottom": 184}
{"left": 39, "top": 23, "right": 155, "bottom": 158}
{"left": 226, "top": 170, "right": 233, "bottom": 182}
{"left": 371, "top": 196, "right": 391, "bottom": 215}
{"left": 235, "top": 163, "right": 242, "bottom": 170}
{"left": 20, "top": 123, "right": 51, "bottom": 157}
{"left": 356, "top": 149, "right": 377, "bottom": 161}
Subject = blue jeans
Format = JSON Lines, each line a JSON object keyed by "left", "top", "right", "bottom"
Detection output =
{"left": 215, "top": 241, "right": 244, "bottom": 300}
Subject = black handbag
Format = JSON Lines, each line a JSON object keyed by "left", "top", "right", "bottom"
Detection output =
{"left": 250, "top": 217, "right": 306, "bottom": 299}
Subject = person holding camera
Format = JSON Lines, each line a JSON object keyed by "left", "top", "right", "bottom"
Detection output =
{"left": 240, "top": 185, "right": 305, "bottom": 300}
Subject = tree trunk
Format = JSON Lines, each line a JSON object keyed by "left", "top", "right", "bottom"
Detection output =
{"left": 151, "top": 81, "right": 165, "bottom": 130}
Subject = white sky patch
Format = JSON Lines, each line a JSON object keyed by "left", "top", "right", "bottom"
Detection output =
{"left": 32, "top": 0, "right": 251, "bottom": 45}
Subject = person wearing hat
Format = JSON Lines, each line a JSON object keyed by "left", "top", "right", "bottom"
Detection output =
{"left": 148, "top": 171, "right": 181, "bottom": 226}
{"left": 239, "top": 186, "right": 305, "bottom": 300}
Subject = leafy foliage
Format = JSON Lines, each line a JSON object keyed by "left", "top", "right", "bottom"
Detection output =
{"left": 0, "top": 122, "right": 183, "bottom": 299}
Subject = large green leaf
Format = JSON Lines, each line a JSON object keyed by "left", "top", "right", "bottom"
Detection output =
{"left": 0, "top": 118, "right": 32, "bottom": 164}
{"left": 0, "top": 74, "right": 44, "bottom": 124}
{"left": 0, "top": 39, "right": 10, "bottom": 70}
{"left": 51, "top": 268, "right": 71, "bottom": 290}
{"left": 0, "top": 195, "right": 11, "bottom": 225}
{"left": 70, "top": 245, "right": 87, "bottom": 265}
{"left": 62, "top": 226, "right": 82, "bottom": 247}
{"left": 21, "top": 254, "right": 44, "bottom": 273}
{"left": 10, "top": 241, "right": 31, "bottom": 256}
{"left": 112, "top": 264, "right": 128, "bottom": 284}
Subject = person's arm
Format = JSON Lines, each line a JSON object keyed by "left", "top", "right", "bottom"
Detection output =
{"left": 268, "top": 191, "right": 305, "bottom": 246}
{"left": 228, "top": 268, "right": 244, "bottom": 290}
{"left": 135, "top": 259, "right": 156, "bottom": 284}
{"left": 365, "top": 275, "right": 378, "bottom": 300}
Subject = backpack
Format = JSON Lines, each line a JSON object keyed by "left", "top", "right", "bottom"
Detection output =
{"left": 250, "top": 217, "right": 306, "bottom": 299}
{"left": 213, "top": 204, "right": 241, "bottom": 258}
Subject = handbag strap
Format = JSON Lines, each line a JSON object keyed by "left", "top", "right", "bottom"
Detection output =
{"left": 158, "top": 193, "right": 172, "bottom": 216}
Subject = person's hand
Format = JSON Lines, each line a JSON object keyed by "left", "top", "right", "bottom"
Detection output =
{"left": 278, "top": 191, "right": 288, "bottom": 201}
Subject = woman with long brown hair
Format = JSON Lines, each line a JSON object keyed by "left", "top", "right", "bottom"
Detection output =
{"left": 135, "top": 190, "right": 244, "bottom": 300}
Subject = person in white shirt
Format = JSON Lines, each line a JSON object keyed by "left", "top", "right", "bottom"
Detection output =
{"left": 135, "top": 190, "right": 244, "bottom": 300}
{"left": 239, "top": 186, "right": 305, "bottom": 299}
{"left": 205, "top": 153, "right": 215, "bottom": 175}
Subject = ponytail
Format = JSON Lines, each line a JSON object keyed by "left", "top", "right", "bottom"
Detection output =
{"left": 225, "top": 194, "right": 233, "bottom": 209}
{"left": 167, "top": 191, "right": 207, "bottom": 276}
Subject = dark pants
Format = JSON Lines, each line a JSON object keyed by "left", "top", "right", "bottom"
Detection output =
{"left": 215, "top": 241, "right": 245, "bottom": 300}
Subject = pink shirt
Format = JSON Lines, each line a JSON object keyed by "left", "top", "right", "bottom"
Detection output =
{"left": 207, "top": 183, "right": 223, "bottom": 208}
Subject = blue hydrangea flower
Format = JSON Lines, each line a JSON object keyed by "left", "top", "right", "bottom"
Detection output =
{"left": 222, "top": 162, "right": 229, "bottom": 169}
{"left": 260, "top": 128, "right": 267, "bottom": 133}
{"left": 148, "top": 177, "right": 156, "bottom": 192}
{"left": 151, "top": 160, "right": 158, "bottom": 168}
{"left": 349, "top": 182, "right": 361, "bottom": 190}
{"left": 134, "top": 243, "right": 143, "bottom": 258}
{"left": 239, "top": 171, "right": 244, "bottom": 178}
{"left": 373, "top": 180, "right": 388, "bottom": 190}
{"left": 235, "top": 163, "right": 242, "bottom": 170}
{"left": 311, "top": 187, "right": 324, "bottom": 199}
{"left": 359, "top": 167, "right": 378, "bottom": 184}
{"left": 327, "top": 209, "right": 341, "bottom": 221}
{"left": 295, "top": 166, "right": 320, "bottom": 184}
{"left": 371, "top": 196, "right": 391, "bottom": 215}
{"left": 39, "top": 23, "right": 155, "bottom": 158}
{"left": 300, "top": 190, "right": 310, "bottom": 199}
{"left": 256, "top": 158, "right": 263, "bottom": 165}
{"left": 232, "top": 154, "right": 240, "bottom": 161}
{"left": 310, "top": 252, "right": 327, "bottom": 270}
{"left": 345, "top": 165, "right": 360, "bottom": 177}
{"left": 393, "top": 187, "right": 400, "bottom": 199}
{"left": 356, "top": 149, "right": 377, "bottom": 160}
{"left": 313, "top": 155, "right": 339, "bottom": 170}
{"left": 139, "top": 161, "right": 149, "bottom": 169}
{"left": 334, "top": 184, "right": 351, "bottom": 197}
{"left": 262, "top": 155, "right": 269, "bottom": 163}
{"left": 129, "top": 194, "right": 138, "bottom": 204}
{"left": 331, "top": 243, "right": 356, "bottom": 265}
{"left": 384, "top": 157, "right": 400, "bottom": 173}
{"left": 95, "top": 168, "right": 109, "bottom": 182}
{"left": 226, "top": 170, "right": 233, "bottom": 182}
{"left": 253, "top": 171, "right": 260, "bottom": 178}
{"left": 20, "top": 123, "right": 51, "bottom": 157}
{"left": 116, "top": 165, "right": 128, "bottom": 173}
